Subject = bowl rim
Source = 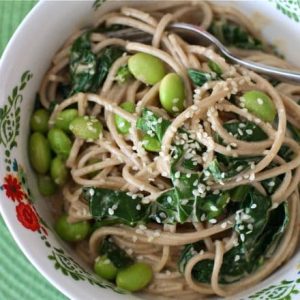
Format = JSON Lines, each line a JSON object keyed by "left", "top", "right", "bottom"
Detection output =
{"left": 1, "top": 1, "right": 300, "bottom": 300}
{"left": 0, "top": 1, "right": 74, "bottom": 298}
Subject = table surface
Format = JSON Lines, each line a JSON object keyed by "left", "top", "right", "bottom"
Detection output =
{"left": 0, "top": 1, "right": 66, "bottom": 299}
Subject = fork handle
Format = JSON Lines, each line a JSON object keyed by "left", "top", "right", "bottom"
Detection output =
{"left": 224, "top": 52, "right": 300, "bottom": 84}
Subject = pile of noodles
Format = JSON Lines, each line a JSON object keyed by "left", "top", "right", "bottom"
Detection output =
{"left": 39, "top": 1, "right": 300, "bottom": 299}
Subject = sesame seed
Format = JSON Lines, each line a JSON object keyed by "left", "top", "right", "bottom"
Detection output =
{"left": 236, "top": 165, "right": 244, "bottom": 172}
{"left": 268, "top": 181, "right": 275, "bottom": 187}
{"left": 221, "top": 222, "right": 227, "bottom": 229}
{"left": 108, "top": 208, "right": 114, "bottom": 215}
{"left": 257, "top": 98, "right": 264, "bottom": 105}
{"left": 136, "top": 204, "right": 141, "bottom": 211}
{"left": 209, "top": 218, "right": 217, "bottom": 224}
{"left": 174, "top": 171, "right": 180, "bottom": 179}
{"left": 147, "top": 236, "right": 154, "bottom": 242}
{"left": 126, "top": 248, "right": 133, "bottom": 255}
{"left": 234, "top": 255, "right": 240, "bottom": 262}
{"left": 240, "top": 234, "right": 245, "bottom": 242}
{"left": 249, "top": 173, "right": 255, "bottom": 181}
{"left": 251, "top": 204, "right": 257, "bottom": 209}
{"left": 247, "top": 224, "right": 253, "bottom": 230}
{"left": 139, "top": 224, "right": 147, "bottom": 230}
{"left": 246, "top": 129, "right": 253, "bottom": 135}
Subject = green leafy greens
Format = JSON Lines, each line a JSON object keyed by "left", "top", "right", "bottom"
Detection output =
{"left": 69, "top": 32, "right": 124, "bottom": 95}
{"left": 179, "top": 188, "right": 288, "bottom": 284}
{"left": 208, "top": 19, "right": 263, "bottom": 50}
{"left": 100, "top": 237, "right": 134, "bottom": 268}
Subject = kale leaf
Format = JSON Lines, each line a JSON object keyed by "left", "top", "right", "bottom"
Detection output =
{"left": 84, "top": 187, "right": 150, "bottom": 226}
{"left": 208, "top": 20, "right": 263, "bottom": 50}
{"left": 178, "top": 188, "right": 288, "bottom": 284}
{"left": 100, "top": 237, "right": 134, "bottom": 268}
{"left": 69, "top": 33, "right": 124, "bottom": 95}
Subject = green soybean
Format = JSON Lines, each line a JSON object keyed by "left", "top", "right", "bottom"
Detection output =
{"left": 30, "top": 109, "right": 50, "bottom": 133}
{"left": 242, "top": 90, "right": 276, "bottom": 122}
{"left": 50, "top": 156, "right": 68, "bottom": 186}
{"left": 54, "top": 214, "right": 90, "bottom": 242}
{"left": 114, "top": 102, "right": 135, "bottom": 134}
{"left": 29, "top": 132, "right": 51, "bottom": 174}
{"left": 37, "top": 175, "right": 57, "bottom": 196}
{"left": 48, "top": 128, "right": 72, "bottom": 158}
{"left": 159, "top": 73, "right": 185, "bottom": 114}
{"left": 94, "top": 256, "right": 118, "bottom": 281}
{"left": 142, "top": 135, "right": 161, "bottom": 152}
{"left": 55, "top": 109, "right": 78, "bottom": 132}
{"left": 70, "top": 116, "right": 102, "bottom": 140}
{"left": 116, "top": 262, "right": 153, "bottom": 292}
{"left": 128, "top": 52, "right": 166, "bottom": 85}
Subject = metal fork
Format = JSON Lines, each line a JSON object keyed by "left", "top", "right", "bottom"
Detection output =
{"left": 106, "top": 23, "right": 300, "bottom": 84}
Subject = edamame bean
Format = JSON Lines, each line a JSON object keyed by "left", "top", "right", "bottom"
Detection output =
{"left": 54, "top": 214, "right": 90, "bottom": 242}
{"left": 29, "top": 132, "right": 51, "bottom": 174}
{"left": 50, "top": 156, "right": 68, "bottom": 186}
{"left": 116, "top": 262, "right": 153, "bottom": 292}
{"left": 94, "top": 256, "right": 118, "bottom": 281}
{"left": 55, "top": 109, "right": 78, "bottom": 132}
{"left": 142, "top": 135, "right": 161, "bottom": 152}
{"left": 128, "top": 52, "right": 166, "bottom": 85}
{"left": 30, "top": 109, "right": 50, "bottom": 133}
{"left": 114, "top": 102, "right": 135, "bottom": 134}
{"left": 242, "top": 90, "right": 276, "bottom": 122}
{"left": 37, "top": 175, "right": 57, "bottom": 196}
{"left": 69, "top": 116, "right": 102, "bottom": 140}
{"left": 159, "top": 73, "right": 185, "bottom": 114}
{"left": 48, "top": 128, "right": 72, "bottom": 158}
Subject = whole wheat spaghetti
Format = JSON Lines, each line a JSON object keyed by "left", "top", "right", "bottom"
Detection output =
{"left": 35, "top": 2, "right": 300, "bottom": 299}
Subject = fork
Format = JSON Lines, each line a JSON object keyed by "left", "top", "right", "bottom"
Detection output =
{"left": 106, "top": 22, "right": 300, "bottom": 84}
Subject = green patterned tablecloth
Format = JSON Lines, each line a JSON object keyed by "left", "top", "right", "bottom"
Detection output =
{"left": 0, "top": 1, "right": 66, "bottom": 299}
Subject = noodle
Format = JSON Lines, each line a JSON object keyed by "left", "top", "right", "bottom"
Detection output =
{"left": 35, "top": 2, "right": 300, "bottom": 298}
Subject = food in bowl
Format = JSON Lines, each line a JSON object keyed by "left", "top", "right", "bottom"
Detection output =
{"left": 27, "top": 1, "right": 300, "bottom": 298}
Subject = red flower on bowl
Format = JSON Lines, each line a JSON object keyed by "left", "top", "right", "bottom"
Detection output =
{"left": 16, "top": 202, "right": 40, "bottom": 232}
{"left": 2, "top": 174, "right": 24, "bottom": 202}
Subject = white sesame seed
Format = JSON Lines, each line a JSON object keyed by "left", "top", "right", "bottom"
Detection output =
{"left": 221, "top": 222, "right": 227, "bottom": 229}
{"left": 240, "top": 234, "right": 245, "bottom": 242}
{"left": 257, "top": 98, "right": 264, "bottom": 105}
{"left": 209, "top": 218, "right": 217, "bottom": 224}
{"left": 249, "top": 173, "right": 255, "bottom": 181}
{"left": 234, "top": 255, "right": 240, "bottom": 262}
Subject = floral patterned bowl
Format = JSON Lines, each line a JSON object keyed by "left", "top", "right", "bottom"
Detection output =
{"left": 0, "top": 1, "right": 300, "bottom": 299}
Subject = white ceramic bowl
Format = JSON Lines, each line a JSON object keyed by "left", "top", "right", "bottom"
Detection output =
{"left": 1, "top": 1, "right": 300, "bottom": 299}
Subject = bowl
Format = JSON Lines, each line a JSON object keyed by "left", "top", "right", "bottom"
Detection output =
{"left": 1, "top": 1, "right": 300, "bottom": 299}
